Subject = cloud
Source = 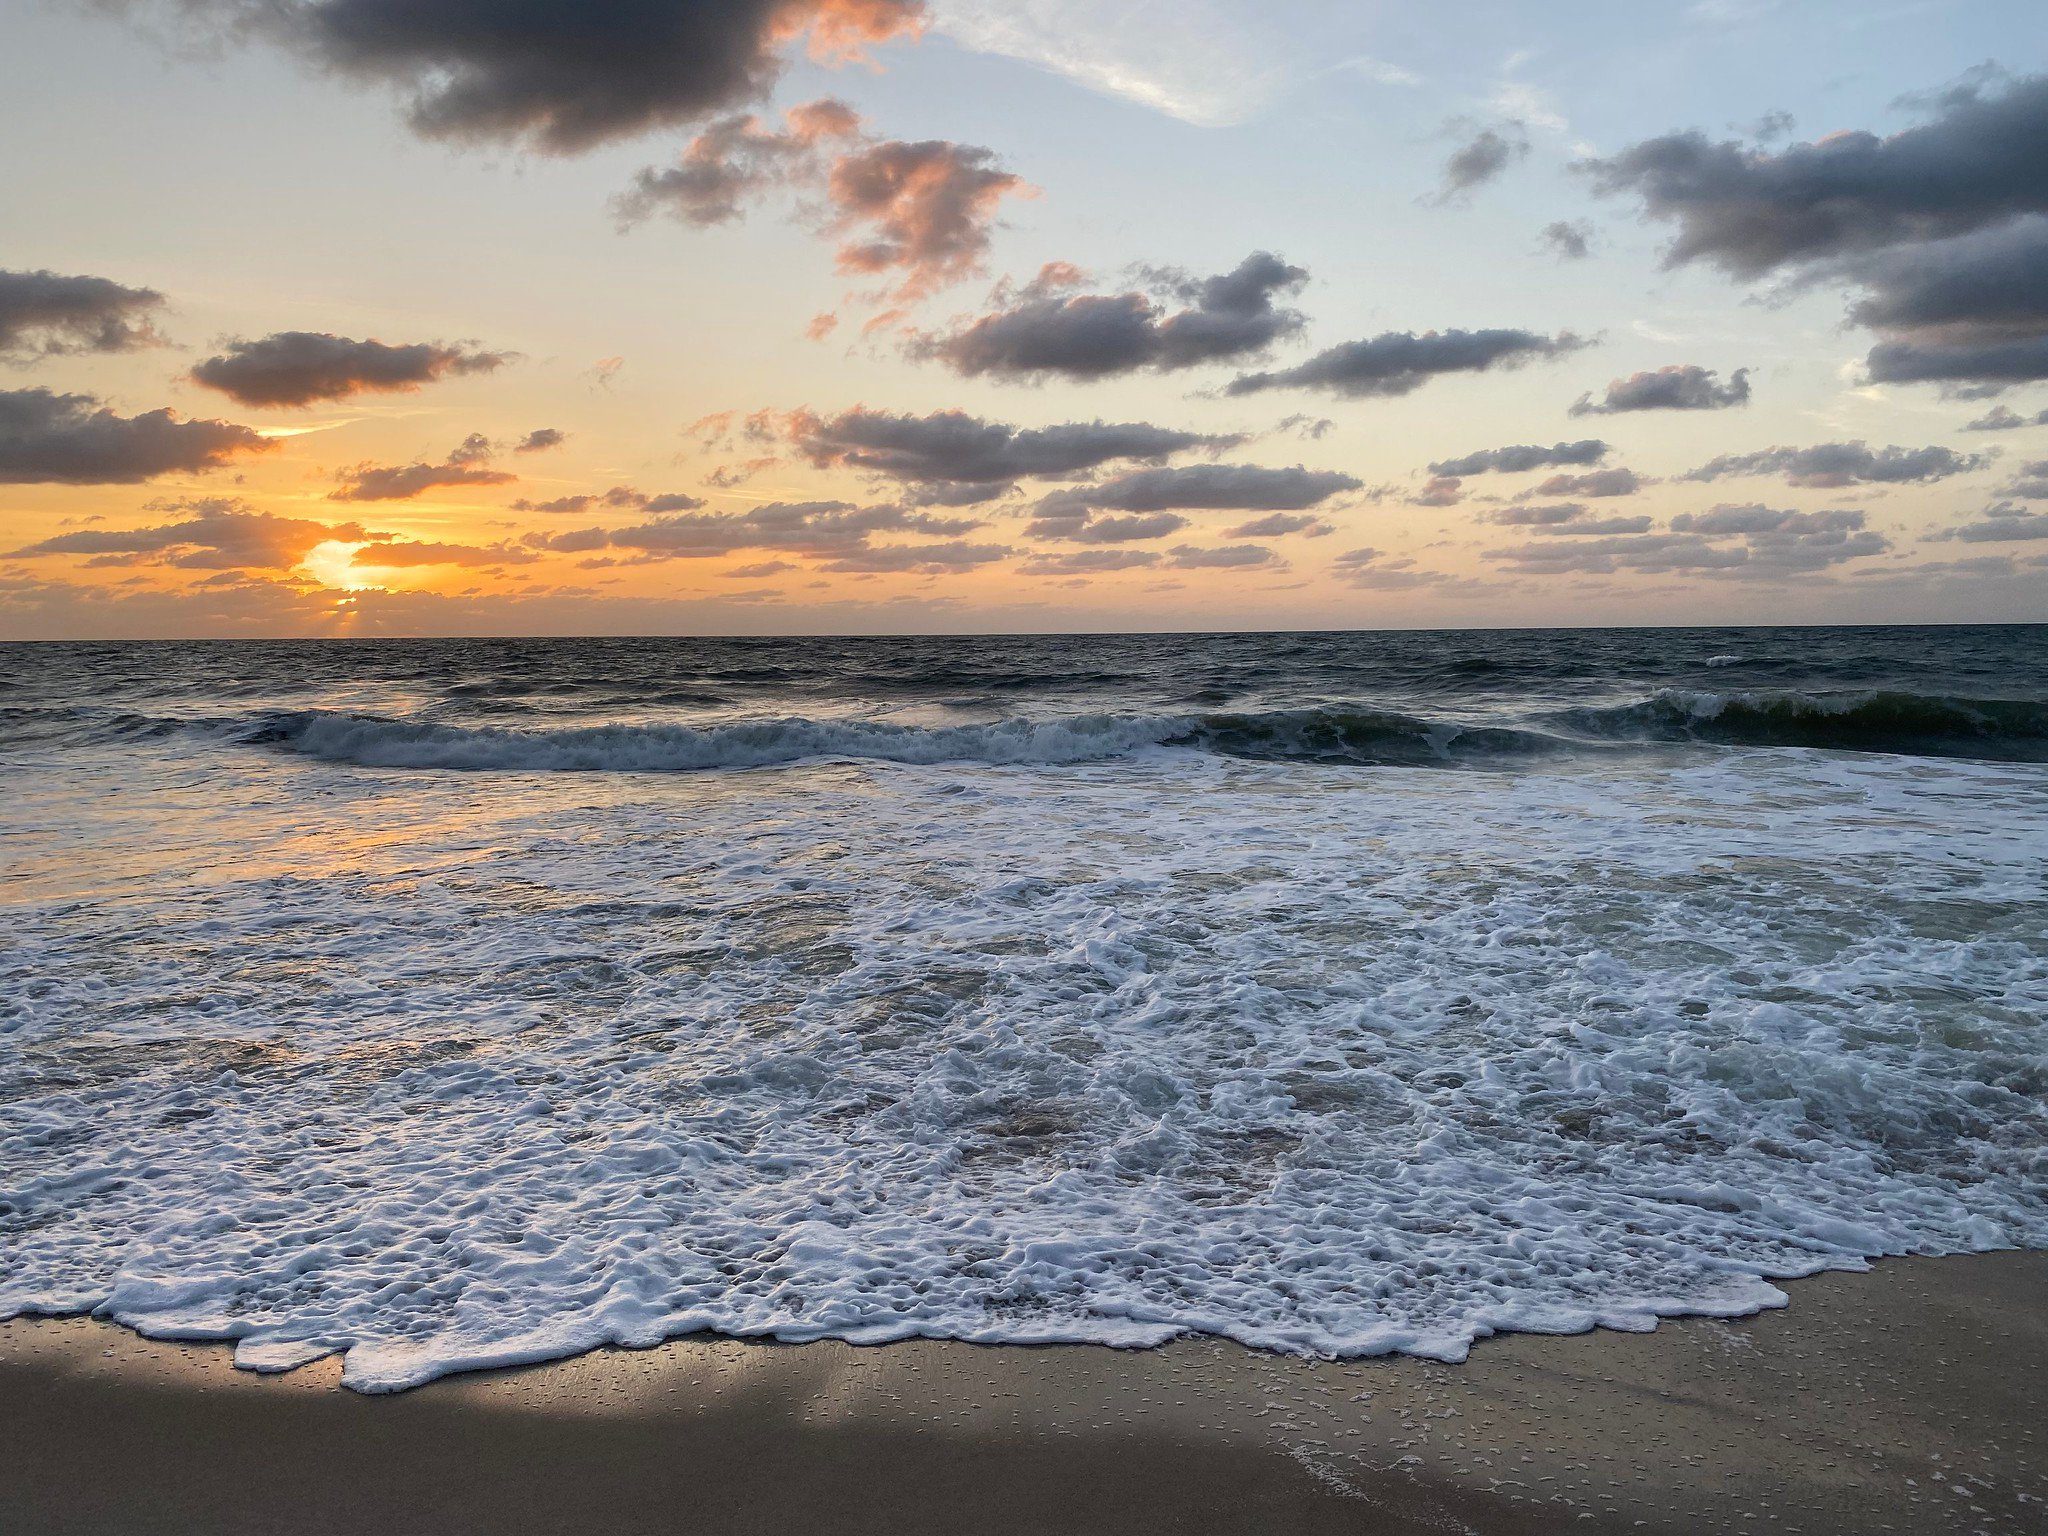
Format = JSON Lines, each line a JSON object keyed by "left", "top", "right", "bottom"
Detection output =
{"left": 191, "top": 332, "right": 512, "bottom": 407}
{"left": 525, "top": 499, "right": 985, "bottom": 562}
{"left": 7, "top": 501, "right": 371, "bottom": 568}
{"left": 1224, "top": 511, "right": 1332, "bottom": 538}
{"left": 1941, "top": 503, "right": 2048, "bottom": 542}
{"left": 817, "top": 539, "right": 1010, "bottom": 572}
{"left": 620, "top": 100, "right": 1022, "bottom": 299}
{"left": 615, "top": 97, "right": 863, "bottom": 225}
{"left": 329, "top": 435, "right": 518, "bottom": 501}
{"left": 1165, "top": 543, "right": 1277, "bottom": 569}
{"left": 1962, "top": 405, "right": 2048, "bottom": 431}
{"left": 1437, "top": 125, "right": 1528, "bottom": 199}
{"left": 1682, "top": 440, "right": 1987, "bottom": 487}
{"left": 920, "top": 252, "right": 1307, "bottom": 380}
{"left": 1540, "top": 220, "right": 1593, "bottom": 261}
{"left": 514, "top": 428, "right": 566, "bottom": 453}
{"left": 134, "top": 0, "right": 924, "bottom": 154}
{"left": 1527, "top": 467, "right": 1643, "bottom": 498}
{"left": 0, "top": 387, "right": 270, "bottom": 483}
{"left": 1485, "top": 504, "right": 1652, "bottom": 534}
{"left": 1845, "top": 216, "right": 2048, "bottom": 390}
{"left": 1487, "top": 505, "right": 1887, "bottom": 577}
{"left": 1226, "top": 328, "right": 1588, "bottom": 399}
{"left": 1331, "top": 547, "right": 1474, "bottom": 590}
{"left": 1408, "top": 476, "right": 1464, "bottom": 507}
{"left": 1024, "top": 462, "right": 1357, "bottom": 544}
{"left": 0, "top": 268, "right": 167, "bottom": 360}
{"left": 1570, "top": 364, "right": 1752, "bottom": 415}
{"left": 1428, "top": 439, "right": 1609, "bottom": 477}
{"left": 930, "top": 0, "right": 1283, "bottom": 128}
{"left": 1582, "top": 73, "right": 2048, "bottom": 277}
{"left": 352, "top": 540, "right": 538, "bottom": 568}
{"left": 1024, "top": 510, "right": 1188, "bottom": 543}
{"left": 1019, "top": 549, "right": 1161, "bottom": 575}
{"left": 1487, "top": 501, "right": 1589, "bottom": 526}
{"left": 514, "top": 486, "right": 703, "bottom": 515}
{"left": 785, "top": 406, "right": 1236, "bottom": 497}
{"left": 1031, "top": 463, "right": 1361, "bottom": 514}
{"left": 826, "top": 138, "right": 1028, "bottom": 298}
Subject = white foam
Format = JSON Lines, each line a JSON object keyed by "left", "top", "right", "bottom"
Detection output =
{"left": 2, "top": 743, "right": 2045, "bottom": 1391}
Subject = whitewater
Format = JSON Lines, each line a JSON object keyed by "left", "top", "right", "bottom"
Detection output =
{"left": 2, "top": 627, "right": 2044, "bottom": 1391}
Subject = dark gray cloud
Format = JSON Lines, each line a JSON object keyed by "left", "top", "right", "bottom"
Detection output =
{"left": 1020, "top": 549, "right": 1161, "bottom": 575}
{"left": 130, "top": 0, "right": 923, "bottom": 154}
{"left": 1527, "top": 467, "right": 1643, "bottom": 498}
{"left": 1408, "top": 476, "right": 1464, "bottom": 507}
{"left": 1165, "top": 544, "right": 1278, "bottom": 569}
{"left": 817, "top": 540, "right": 1010, "bottom": 573}
{"left": 1845, "top": 216, "right": 2048, "bottom": 390}
{"left": 1585, "top": 74, "right": 2048, "bottom": 394}
{"left": 1682, "top": 440, "right": 1987, "bottom": 488}
{"left": 1943, "top": 503, "right": 2048, "bottom": 542}
{"left": 1224, "top": 511, "right": 1333, "bottom": 538}
{"left": 2003, "top": 459, "right": 2048, "bottom": 499}
{"left": 0, "top": 269, "right": 167, "bottom": 360}
{"left": 1332, "top": 547, "right": 1478, "bottom": 591}
{"left": 7, "top": 502, "right": 370, "bottom": 568}
{"left": 1488, "top": 505, "right": 1886, "bottom": 577}
{"left": 1031, "top": 463, "right": 1362, "bottom": 515}
{"left": 1023, "top": 510, "right": 1188, "bottom": 544}
{"left": 1438, "top": 125, "right": 1528, "bottom": 198}
{"left": 525, "top": 500, "right": 984, "bottom": 562}
{"left": 513, "top": 486, "right": 706, "bottom": 515}
{"left": 514, "top": 427, "right": 566, "bottom": 453}
{"left": 1962, "top": 405, "right": 2048, "bottom": 431}
{"left": 1226, "top": 328, "right": 1588, "bottom": 399}
{"left": 191, "top": 331, "right": 512, "bottom": 407}
{"left": 1570, "top": 364, "right": 1752, "bottom": 415}
{"left": 330, "top": 435, "right": 517, "bottom": 501}
{"left": 1428, "top": 439, "right": 1610, "bottom": 477}
{"left": 1025, "top": 463, "right": 1357, "bottom": 544}
{"left": 1485, "top": 504, "right": 1652, "bottom": 534}
{"left": 923, "top": 253, "right": 1307, "bottom": 381}
{"left": 0, "top": 387, "right": 270, "bottom": 484}
{"left": 354, "top": 540, "right": 538, "bottom": 568}
{"left": 1582, "top": 73, "right": 2048, "bottom": 277}
{"left": 1540, "top": 220, "right": 1593, "bottom": 261}
{"left": 1487, "top": 501, "right": 1588, "bottom": 526}
{"left": 787, "top": 407, "right": 1235, "bottom": 498}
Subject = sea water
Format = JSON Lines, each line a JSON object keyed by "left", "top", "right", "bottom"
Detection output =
{"left": 2, "top": 626, "right": 2044, "bottom": 1390}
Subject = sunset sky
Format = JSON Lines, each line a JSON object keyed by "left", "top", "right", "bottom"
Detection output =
{"left": 3, "top": 0, "right": 2044, "bottom": 638}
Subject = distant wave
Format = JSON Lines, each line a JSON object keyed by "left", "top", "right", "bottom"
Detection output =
{"left": 8, "top": 687, "right": 2045, "bottom": 771}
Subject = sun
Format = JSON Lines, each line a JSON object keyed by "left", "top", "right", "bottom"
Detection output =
{"left": 299, "top": 540, "right": 378, "bottom": 592}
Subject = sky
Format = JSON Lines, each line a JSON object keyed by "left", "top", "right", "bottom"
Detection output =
{"left": 1, "top": 0, "right": 2044, "bottom": 639}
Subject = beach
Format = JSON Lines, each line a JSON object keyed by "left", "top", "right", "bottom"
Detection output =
{"left": 5, "top": 1252, "right": 2043, "bottom": 1535}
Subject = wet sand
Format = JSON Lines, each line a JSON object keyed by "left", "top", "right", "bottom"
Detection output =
{"left": 2, "top": 1252, "right": 2043, "bottom": 1535}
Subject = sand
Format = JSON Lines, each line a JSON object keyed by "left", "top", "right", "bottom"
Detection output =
{"left": 2, "top": 1251, "right": 2043, "bottom": 1535}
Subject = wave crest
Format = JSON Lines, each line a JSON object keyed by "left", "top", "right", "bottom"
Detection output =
{"left": 1559, "top": 689, "right": 2048, "bottom": 760}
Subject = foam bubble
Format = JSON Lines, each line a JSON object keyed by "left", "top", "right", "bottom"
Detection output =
{"left": 2, "top": 742, "right": 2044, "bottom": 1391}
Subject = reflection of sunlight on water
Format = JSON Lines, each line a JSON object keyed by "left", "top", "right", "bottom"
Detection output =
{"left": 300, "top": 541, "right": 379, "bottom": 592}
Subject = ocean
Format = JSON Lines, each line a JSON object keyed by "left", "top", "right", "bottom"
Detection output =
{"left": 3, "top": 625, "right": 2045, "bottom": 1391}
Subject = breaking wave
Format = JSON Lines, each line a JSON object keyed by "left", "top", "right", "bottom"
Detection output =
{"left": 1560, "top": 689, "right": 2048, "bottom": 761}
{"left": 7, "top": 686, "right": 2045, "bottom": 772}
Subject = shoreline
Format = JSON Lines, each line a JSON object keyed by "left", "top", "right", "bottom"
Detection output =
{"left": 3, "top": 1251, "right": 2043, "bottom": 1534}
